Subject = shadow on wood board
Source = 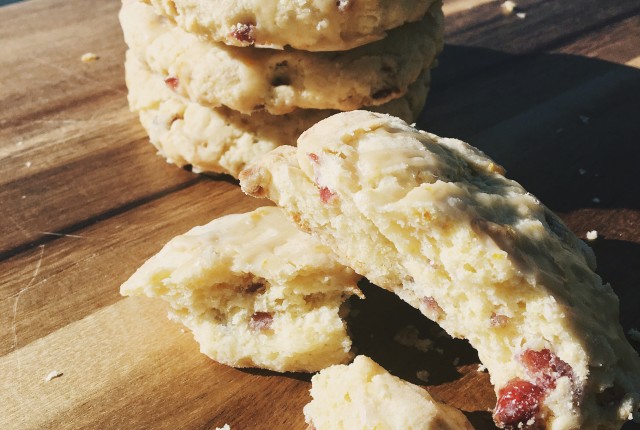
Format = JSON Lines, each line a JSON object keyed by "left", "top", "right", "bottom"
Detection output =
{"left": 419, "top": 44, "right": 640, "bottom": 213}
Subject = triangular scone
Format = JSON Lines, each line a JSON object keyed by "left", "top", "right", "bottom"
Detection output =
{"left": 304, "top": 355, "right": 474, "bottom": 430}
{"left": 239, "top": 111, "right": 640, "bottom": 428}
{"left": 120, "top": 206, "right": 362, "bottom": 372}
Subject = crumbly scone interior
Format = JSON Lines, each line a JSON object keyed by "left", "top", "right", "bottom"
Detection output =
{"left": 240, "top": 111, "right": 640, "bottom": 428}
{"left": 303, "top": 355, "right": 474, "bottom": 430}
{"left": 120, "top": 207, "right": 361, "bottom": 372}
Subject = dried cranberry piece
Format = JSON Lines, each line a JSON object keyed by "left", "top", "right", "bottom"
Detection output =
{"left": 164, "top": 76, "right": 179, "bottom": 90}
{"left": 308, "top": 153, "right": 319, "bottom": 163}
{"left": 250, "top": 312, "right": 273, "bottom": 331}
{"left": 231, "top": 23, "right": 256, "bottom": 43}
{"left": 494, "top": 378, "right": 544, "bottom": 429}
{"left": 520, "top": 349, "right": 573, "bottom": 390}
{"left": 246, "top": 282, "right": 265, "bottom": 294}
{"left": 319, "top": 187, "right": 336, "bottom": 203}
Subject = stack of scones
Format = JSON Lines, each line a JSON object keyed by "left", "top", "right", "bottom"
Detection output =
{"left": 120, "top": 0, "right": 444, "bottom": 177}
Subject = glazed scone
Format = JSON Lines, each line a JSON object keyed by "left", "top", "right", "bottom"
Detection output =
{"left": 120, "top": 206, "right": 362, "bottom": 372}
{"left": 125, "top": 52, "right": 431, "bottom": 177}
{"left": 140, "top": 0, "right": 438, "bottom": 52}
{"left": 304, "top": 355, "right": 474, "bottom": 430}
{"left": 121, "top": 0, "right": 443, "bottom": 115}
{"left": 240, "top": 111, "right": 640, "bottom": 428}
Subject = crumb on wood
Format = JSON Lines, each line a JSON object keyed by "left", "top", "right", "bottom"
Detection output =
{"left": 81, "top": 52, "right": 99, "bottom": 63}
{"left": 516, "top": 12, "right": 526, "bottom": 19}
{"left": 215, "top": 425, "right": 231, "bottom": 430}
{"left": 44, "top": 370, "right": 63, "bottom": 382}
{"left": 586, "top": 230, "right": 598, "bottom": 241}
{"left": 416, "top": 370, "right": 430, "bottom": 383}
{"left": 500, "top": 0, "right": 516, "bottom": 15}
{"left": 393, "top": 325, "right": 433, "bottom": 353}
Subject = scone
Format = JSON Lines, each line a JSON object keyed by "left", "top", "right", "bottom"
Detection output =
{"left": 121, "top": 0, "right": 443, "bottom": 115}
{"left": 120, "top": 206, "right": 362, "bottom": 372}
{"left": 240, "top": 111, "right": 640, "bottom": 428}
{"left": 125, "top": 52, "right": 431, "bottom": 177}
{"left": 304, "top": 355, "right": 474, "bottom": 430}
{"left": 140, "top": 0, "right": 439, "bottom": 51}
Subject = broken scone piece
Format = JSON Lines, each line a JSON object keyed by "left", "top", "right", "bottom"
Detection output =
{"left": 120, "top": 206, "right": 361, "bottom": 372}
{"left": 240, "top": 111, "right": 640, "bottom": 429}
{"left": 304, "top": 355, "right": 474, "bottom": 430}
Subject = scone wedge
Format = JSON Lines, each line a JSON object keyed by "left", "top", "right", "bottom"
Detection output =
{"left": 120, "top": 206, "right": 362, "bottom": 372}
{"left": 240, "top": 111, "right": 640, "bottom": 428}
{"left": 304, "top": 355, "right": 474, "bottom": 430}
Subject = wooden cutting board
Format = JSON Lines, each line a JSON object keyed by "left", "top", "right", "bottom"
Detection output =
{"left": 1, "top": 0, "right": 639, "bottom": 429}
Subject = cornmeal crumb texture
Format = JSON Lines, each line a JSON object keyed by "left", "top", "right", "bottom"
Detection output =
{"left": 120, "top": 206, "right": 361, "bottom": 372}
{"left": 304, "top": 355, "right": 474, "bottom": 430}
{"left": 239, "top": 111, "right": 640, "bottom": 429}
{"left": 141, "top": 0, "right": 439, "bottom": 51}
{"left": 122, "top": 0, "right": 443, "bottom": 115}
{"left": 125, "top": 52, "right": 431, "bottom": 177}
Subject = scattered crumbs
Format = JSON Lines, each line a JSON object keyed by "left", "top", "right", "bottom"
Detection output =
{"left": 452, "top": 357, "right": 460, "bottom": 366}
{"left": 180, "top": 328, "right": 187, "bottom": 334}
{"left": 500, "top": 0, "right": 516, "bottom": 15}
{"left": 628, "top": 328, "right": 640, "bottom": 343}
{"left": 21, "top": 195, "right": 27, "bottom": 199}
{"left": 477, "top": 364, "right": 487, "bottom": 373}
{"left": 17, "top": 140, "right": 24, "bottom": 146}
{"left": 592, "top": 197, "right": 601, "bottom": 204}
{"left": 393, "top": 325, "right": 433, "bottom": 353}
{"left": 579, "top": 115, "right": 590, "bottom": 124}
{"left": 25, "top": 161, "right": 32, "bottom": 168}
{"left": 44, "top": 370, "right": 63, "bottom": 382}
{"left": 516, "top": 12, "right": 526, "bottom": 19}
{"left": 416, "top": 370, "right": 430, "bottom": 383}
{"left": 81, "top": 52, "right": 99, "bottom": 63}
{"left": 215, "top": 425, "right": 231, "bottom": 430}
{"left": 586, "top": 230, "right": 598, "bottom": 241}
{"left": 578, "top": 168, "right": 587, "bottom": 175}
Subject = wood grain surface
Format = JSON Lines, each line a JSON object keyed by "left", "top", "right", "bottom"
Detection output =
{"left": 1, "top": 0, "right": 639, "bottom": 429}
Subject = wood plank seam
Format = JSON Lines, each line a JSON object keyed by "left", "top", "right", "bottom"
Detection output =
{"left": 0, "top": 177, "right": 203, "bottom": 262}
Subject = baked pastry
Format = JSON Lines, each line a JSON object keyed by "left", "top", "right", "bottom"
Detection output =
{"left": 125, "top": 52, "right": 431, "bottom": 177}
{"left": 120, "top": 206, "right": 362, "bottom": 372}
{"left": 304, "top": 355, "right": 474, "bottom": 430}
{"left": 121, "top": 0, "right": 443, "bottom": 115}
{"left": 140, "top": 0, "right": 439, "bottom": 51}
{"left": 240, "top": 111, "right": 640, "bottom": 428}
